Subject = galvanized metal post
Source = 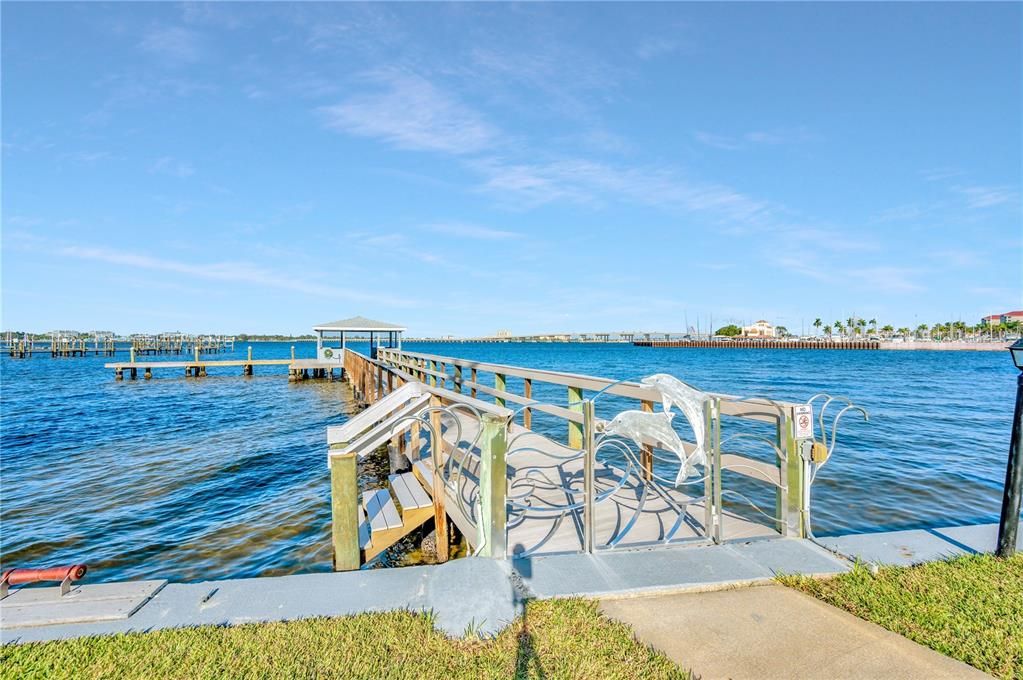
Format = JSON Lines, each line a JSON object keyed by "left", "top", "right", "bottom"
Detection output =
{"left": 712, "top": 398, "right": 723, "bottom": 544}
{"left": 478, "top": 413, "right": 508, "bottom": 558}
{"left": 783, "top": 409, "right": 806, "bottom": 538}
{"left": 583, "top": 399, "right": 596, "bottom": 553}
{"left": 997, "top": 372, "right": 1023, "bottom": 557}
{"left": 704, "top": 399, "right": 716, "bottom": 540}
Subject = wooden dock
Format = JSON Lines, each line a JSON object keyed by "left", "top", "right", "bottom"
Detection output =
{"left": 326, "top": 347, "right": 812, "bottom": 570}
{"left": 104, "top": 348, "right": 343, "bottom": 381}
{"left": 4, "top": 333, "right": 234, "bottom": 358}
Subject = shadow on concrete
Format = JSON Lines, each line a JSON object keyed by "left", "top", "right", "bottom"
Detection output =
{"left": 513, "top": 545, "right": 545, "bottom": 679}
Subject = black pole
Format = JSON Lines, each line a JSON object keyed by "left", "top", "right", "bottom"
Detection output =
{"left": 996, "top": 371, "right": 1023, "bottom": 557}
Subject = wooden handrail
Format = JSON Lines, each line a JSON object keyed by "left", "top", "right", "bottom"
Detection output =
{"left": 378, "top": 348, "right": 797, "bottom": 421}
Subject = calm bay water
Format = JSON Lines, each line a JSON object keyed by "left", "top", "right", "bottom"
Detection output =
{"left": 1, "top": 341, "right": 1017, "bottom": 583}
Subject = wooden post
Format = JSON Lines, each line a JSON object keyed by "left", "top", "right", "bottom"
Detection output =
{"left": 495, "top": 373, "right": 506, "bottom": 407}
{"left": 568, "top": 385, "right": 584, "bottom": 448}
{"left": 523, "top": 378, "right": 532, "bottom": 429}
{"left": 429, "top": 394, "right": 448, "bottom": 562}
{"left": 454, "top": 365, "right": 462, "bottom": 393}
{"left": 291, "top": 345, "right": 296, "bottom": 361}
{"left": 478, "top": 413, "right": 508, "bottom": 558}
{"left": 471, "top": 367, "right": 478, "bottom": 398}
{"left": 330, "top": 452, "right": 361, "bottom": 571}
{"left": 194, "top": 346, "right": 200, "bottom": 363}
{"left": 641, "top": 400, "right": 655, "bottom": 481}
{"left": 129, "top": 347, "right": 136, "bottom": 363}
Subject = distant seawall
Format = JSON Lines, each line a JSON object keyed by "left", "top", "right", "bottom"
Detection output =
{"left": 633, "top": 339, "right": 1011, "bottom": 351}
{"left": 633, "top": 339, "right": 880, "bottom": 350}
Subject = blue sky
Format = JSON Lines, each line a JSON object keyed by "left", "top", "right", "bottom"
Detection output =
{"left": 2, "top": 2, "right": 1020, "bottom": 336}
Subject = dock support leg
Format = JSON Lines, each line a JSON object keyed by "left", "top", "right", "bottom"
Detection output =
{"left": 144, "top": 368, "right": 152, "bottom": 380}
{"left": 330, "top": 451, "right": 361, "bottom": 571}
{"left": 115, "top": 369, "right": 123, "bottom": 381}
{"left": 641, "top": 400, "right": 655, "bottom": 481}
{"left": 429, "top": 395, "right": 448, "bottom": 563}
{"left": 130, "top": 368, "right": 137, "bottom": 380}
{"left": 199, "top": 366, "right": 207, "bottom": 377}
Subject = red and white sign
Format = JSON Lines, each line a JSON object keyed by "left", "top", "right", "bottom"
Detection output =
{"left": 794, "top": 404, "right": 813, "bottom": 439}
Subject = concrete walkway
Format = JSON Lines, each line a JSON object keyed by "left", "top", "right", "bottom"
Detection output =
{"left": 600, "top": 585, "right": 991, "bottom": 680}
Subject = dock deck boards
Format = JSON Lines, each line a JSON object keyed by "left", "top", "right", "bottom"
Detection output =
{"left": 420, "top": 409, "right": 776, "bottom": 558}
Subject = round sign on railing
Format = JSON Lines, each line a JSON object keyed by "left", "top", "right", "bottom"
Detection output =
{"left": 324, "top": 348, "right": 334, "bottom": 358}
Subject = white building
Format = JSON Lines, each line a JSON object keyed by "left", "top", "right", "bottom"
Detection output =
{"left": 743, "top": 320, "right": 775, "bottom": 338}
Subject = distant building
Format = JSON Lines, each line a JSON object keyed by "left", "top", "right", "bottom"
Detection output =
{"left": 984, "top": 311, "right": 1023, "bottom": 326}
{"left": 494, "top": 329, "right": 512, "bottom": 338}
{"left": 743, "top": 320, "right": 775, "bottom": 338}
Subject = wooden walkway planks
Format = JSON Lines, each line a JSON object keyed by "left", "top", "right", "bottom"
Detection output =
{"left": 420, "top": 410, "right": 776, "bottom": 558}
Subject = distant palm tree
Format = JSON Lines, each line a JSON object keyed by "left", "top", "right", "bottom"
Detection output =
{"left": 915, "top": 323, "right": 929, "bottom": 339}
{"left": 813, "top": 318, "right": 822, "bottom": 336}
{"left": 823, "top": 324, "right": 833, "bottom": 337}
{"left": 869, "top": 318, "right": 877, "bottom": 334}
{"left": 835, "top": 321, "right": 845, "bottom": 339}
{"left": 857, "top": 319, "right": 867, "bottom": 337}
{"left": 846, "top": 317, "right": 855, "bottom": 338}
{"left": 897, "top": 327, "right": 911, "bottom": 338}
{"left": 881, "top": 324, "right": 894, "bottom": 338}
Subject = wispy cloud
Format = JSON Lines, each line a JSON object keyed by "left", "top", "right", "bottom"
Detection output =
{"left": 149, "top": 156, "right": 195, "bottom": 178}
{"left": 473, "top": 157, "right": 771, "bottom": 224}
{"left": 58, "top": 244, "right": 413, "bottom": 305}
{"left": 775, "top": 256, "right": 924, "bottom": 293}
{"left": 920, "top": 167, "right": 964, "bottom": 182}
{"left": 138, "top": 26, "right": 204, "bottom": 64}
{"left": 955, "top": 185, "right": 1019, "bottom": 209}
{"left": 59, "top": 151, "right": 115, "bottom": 165}
{"left": 426, "top": 222, "right": 520, "bottom": 240}
{"left": 319, "top": 70, "right": 497, "bottom": 154}
{"left": 635, "top": 37, "right": 679, "bottom": 60}
{"left": 928, "top": 249, "right": 983, "bottom": 268}
{"left": 694, "top": 131, "right": 742, "bottom": 151}
{"left": 694, "top": 128, "right": 815, "bottom": 151}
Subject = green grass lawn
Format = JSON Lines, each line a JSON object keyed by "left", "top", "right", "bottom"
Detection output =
{"left": 780, "top": 552, "right": 1023, "bottom": 679}
{"left": 1, "top": 598, "right": 688, "bottom": 680}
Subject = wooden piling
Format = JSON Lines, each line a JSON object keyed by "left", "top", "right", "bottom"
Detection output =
{"left": 330, "top": 452, "right": 361, "bottom": 571}
{"left": 429, "top": 394, "right": 448, "bottom": 563}
{"left": 641, "top": 400, "right": 655, "bottom": 481}
{"left": 568, "top": 385, "right": 584, "bottom": 448}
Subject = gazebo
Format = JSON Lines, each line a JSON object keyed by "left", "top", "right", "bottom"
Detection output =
{"left": 313, "top": 316, "right": 406, "bottom": 362}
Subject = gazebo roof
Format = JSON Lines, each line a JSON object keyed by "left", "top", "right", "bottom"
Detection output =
{"left": 312, "top": 316, "right": 406, "bottom": 333}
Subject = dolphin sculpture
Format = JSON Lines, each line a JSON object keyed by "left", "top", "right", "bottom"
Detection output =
{"left": 600, "top": 410, "right": 697, "bottom": 485}
{"left": 640, "top": 373, "right": 709, "bottom": 473}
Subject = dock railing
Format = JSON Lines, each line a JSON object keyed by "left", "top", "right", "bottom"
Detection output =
{"left": 340, "top": 349, "right": 820, "bottom": 550}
